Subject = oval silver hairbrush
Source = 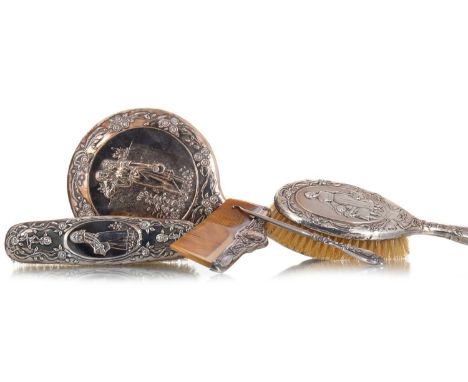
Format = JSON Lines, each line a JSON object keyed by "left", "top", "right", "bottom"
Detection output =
{"left": 276, "top": 179, "right": 468, "bottom": 243}
{"left": 239, "top": 179, "right": 468, "bottom": 264}
{"left": 5, "top": 217, "right": 192, "bottom": 265}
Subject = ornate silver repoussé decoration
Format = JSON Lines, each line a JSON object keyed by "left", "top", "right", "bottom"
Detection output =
{"left": 211, "top": 207, "right": 270, "bottom": 273}
{"left": 275, "top": 179, "right": 415, "bottom": 239}
{"left": 68, "top": 109, "right": 224, "bottom": 224}
{"left": 5, "top": 217, "right": 193, "bottom": 265}
{"left": 274, "top": 179, "right": 468, "bottom": 243}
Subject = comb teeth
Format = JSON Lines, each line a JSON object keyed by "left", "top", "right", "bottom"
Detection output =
{"left": 170, "top": 199, "right": 269, "bottom": 272}
{"left": 266, "top": 205, "right": 409, "bottom": 261}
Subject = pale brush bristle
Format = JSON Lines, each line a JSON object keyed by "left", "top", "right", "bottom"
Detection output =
{"left": 266, "top": 205, "right": 409, "bottom": 261}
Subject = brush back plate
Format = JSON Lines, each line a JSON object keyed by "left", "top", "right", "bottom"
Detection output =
{"left": 274, "top": 180, "right": 419, "bottom": 240}
{"left": 5, "top": 216, "right": 193, "bottom": 265}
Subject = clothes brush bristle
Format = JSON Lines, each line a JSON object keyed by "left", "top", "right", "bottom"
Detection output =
{"left": 266, "top": 205, "right": 409, "bottom": 261}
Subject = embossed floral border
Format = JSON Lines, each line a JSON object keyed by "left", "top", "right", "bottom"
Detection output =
{"left": 67, "top": 109, "right": 224, "bottom": 224}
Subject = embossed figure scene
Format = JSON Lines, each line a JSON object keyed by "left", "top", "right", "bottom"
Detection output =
{"left": 96, "top": 146, "right": 190, "bottom": 200}
{"left": 297, "top": 185, "right": 387, "bottom": 223}
{"left": 89, "top": 128, "right": 198, "bottom": 219}
{"left": 304, "top": 189, "right": 385, "bottom": 222}
{"left": 95, "top": 143, "right": 194, "bottom": 217}
{"left": 5, "top": 217, "right": 193, "bottom": 264}
{"left": 69, "top": 224, "right": 139, "bottom": 256}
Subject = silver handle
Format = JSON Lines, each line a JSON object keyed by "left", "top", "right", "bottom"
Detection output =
{"left": 421, "top": 221, "right": 468, "bottom": 245}
{"left": 234, "top": 205, "right": 384, "bottom": 266}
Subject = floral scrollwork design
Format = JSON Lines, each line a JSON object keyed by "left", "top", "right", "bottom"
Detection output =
{"left": 68, "top": 109, "right": 224, "bottom": 223}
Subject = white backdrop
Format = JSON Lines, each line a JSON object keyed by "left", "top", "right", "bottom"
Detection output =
{"left": 1, "top": 1, "right": 467, "bottom": 381}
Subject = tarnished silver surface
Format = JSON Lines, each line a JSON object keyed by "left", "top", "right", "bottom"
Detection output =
{"left": 275, "top": 179, "right": 468, "bottom": 244}
{"left": 5, "top": 217, "right": 192, "bottom": 265}
{"left": 211, "top": 206, "right": 270, "bottom": 273}
{"left": 68, "top": 109, "right": 224, "bottom": 224}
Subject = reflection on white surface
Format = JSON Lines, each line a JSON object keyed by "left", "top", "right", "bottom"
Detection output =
{"left": 276, "top": 258, "right": 410, "bottom": 278}
{"left": 208, "top": 272, "right": 235, "bottom": 283}
{"left": 9, "top": 257, "right": 410, "bottom": 282}
{"left": 11, "top": 260, "right": 199, "bottom": 281}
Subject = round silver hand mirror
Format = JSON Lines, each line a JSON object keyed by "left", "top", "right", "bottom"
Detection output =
{"left": 68, "top": 109, "right": 224, "bottom": 224}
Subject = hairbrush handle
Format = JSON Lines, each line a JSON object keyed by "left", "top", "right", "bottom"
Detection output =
{"left": 234, "top": 205, "right": 384, "bottom": 265}
{"left": 420, "top": 221, "right": 468, "bottom": 245}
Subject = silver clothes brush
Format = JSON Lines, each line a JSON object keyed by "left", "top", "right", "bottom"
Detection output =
{"left": 5, "top": 216, "right": 192, "bottom": 265}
